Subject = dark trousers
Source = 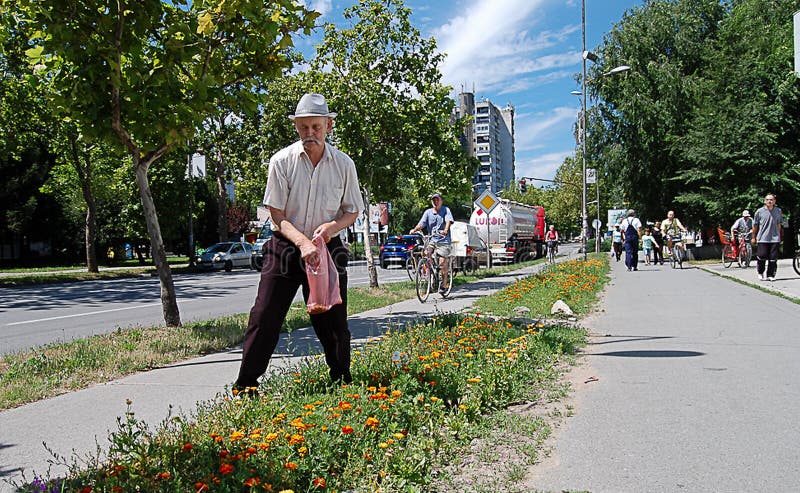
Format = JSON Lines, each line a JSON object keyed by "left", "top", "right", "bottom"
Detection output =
{"left": 236, "top": 233, "right": 351, "bottom": 389}
{"left": 624, "top": 240, "right": 639, "bottom": 270}
{"left": 652, "top": 241, "right": 663, "bottom": 264}
{"left": 612, "top": 242, "right": 622, "bottom": 261}
{"left": 756, "top": 242, "right": 780, "bottom": 278}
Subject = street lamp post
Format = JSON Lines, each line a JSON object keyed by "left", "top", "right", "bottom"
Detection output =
{"left": 581, "top": 0, "right": 588, "bottom": 261}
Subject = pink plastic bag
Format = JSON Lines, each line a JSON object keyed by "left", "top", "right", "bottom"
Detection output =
{"left": 305, "top": 235, "right": 343, "bottom": 315}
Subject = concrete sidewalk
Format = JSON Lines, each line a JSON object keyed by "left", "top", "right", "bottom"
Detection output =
{"left": 699, "top": 257, "right": 800, "bottom": 301}
{"left": 528, "top": 254, "right": 800, "bottom": 492}
{"left": 0, "top": 259, "right": 563, "bottom": 491}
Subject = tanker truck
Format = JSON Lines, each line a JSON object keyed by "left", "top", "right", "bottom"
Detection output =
{"left": 469, "top": 200, "right": 546, "bottom": 264}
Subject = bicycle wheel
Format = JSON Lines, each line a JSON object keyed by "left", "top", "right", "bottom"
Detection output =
{"left": 415, "top": 258, "right": 432, "bottom": 302}
{"left": 405, "top": 255, "right": 416, "bottom": 281}
{"left": 549, "top": 246, "right": 555, "bottom": 263}
{"left": 793, "top": 250, "right": 800, "bottom": 276}
{"left": 670, "top": 249, "right": 677, "bottom": 269}
{"left": 742, "top": 243, "right": 752, "bottom": 268}
{"left": 677, "top": 246, "right": 684, "bottom": 269}
{"left": 722, "top": 244, "right": 734, "bottom": 268}
{"left": 440, "top": 257, "right": 454, "bottom": 297}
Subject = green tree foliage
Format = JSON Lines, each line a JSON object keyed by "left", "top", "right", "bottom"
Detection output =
{"left": 311, "top": 0, "right": 475, "bottom": 286}
{"left": 17, "top": 0, "right": 319, "bottom": 325}
{"left": 591, "top": 0, "right": 799, "bottom": 239}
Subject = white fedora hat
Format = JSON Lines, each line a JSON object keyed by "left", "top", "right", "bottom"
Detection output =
{"left": 289, "top": 93, "right": 337, "bottom": 120}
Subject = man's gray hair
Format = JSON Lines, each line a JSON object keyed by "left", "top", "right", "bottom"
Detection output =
{"left": 627, "top": 209, "right": 635, "bottom": 217}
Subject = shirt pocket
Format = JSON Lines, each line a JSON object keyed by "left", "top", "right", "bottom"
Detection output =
{"left": 322, "top": 186, "right": 344, "bottom": 216}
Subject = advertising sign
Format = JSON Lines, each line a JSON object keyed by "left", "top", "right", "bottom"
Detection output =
{"left": 607, "top": 209, "right": 627, "bottom": 230}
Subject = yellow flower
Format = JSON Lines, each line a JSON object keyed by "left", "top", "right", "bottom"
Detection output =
{"left": 467, "top": 377, "right": 481, "bottom": 383}
{"left": 378, "top": 442, "right": 389, "bottom": 449}
{"left": 230, "top": 430, "right": 245, "bottom": 441}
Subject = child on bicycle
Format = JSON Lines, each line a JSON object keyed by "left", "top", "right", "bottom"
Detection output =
{"left": 730, "top": 209, "right": 752, "bottom": 256}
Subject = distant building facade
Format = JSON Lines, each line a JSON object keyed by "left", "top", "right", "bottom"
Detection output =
{"left": 455, "top": 91, "right": 515, "bottom": 195}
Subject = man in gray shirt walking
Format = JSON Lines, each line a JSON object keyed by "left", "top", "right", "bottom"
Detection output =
{"left": 752, "top": 193, "right": 783, "bottom": 281}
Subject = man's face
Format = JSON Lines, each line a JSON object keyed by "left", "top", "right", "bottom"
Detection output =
{"left": 764, "top": 195, "right": 776, "bottom": 208}
{"left": 431, "top": 197, "right": 442, "bottom": 210}
{"left": 667, "top": 211, "right": 675, "bottom": 219}
{"left": 294, "top": 116, "right": 332, "bottom": 153}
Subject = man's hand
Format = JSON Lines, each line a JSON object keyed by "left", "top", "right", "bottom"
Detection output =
{"left": 299, "top": 238, "right": 319, "bottom": 268}
{"left": 312, "top": 222, "right": 337, "bottom": 244}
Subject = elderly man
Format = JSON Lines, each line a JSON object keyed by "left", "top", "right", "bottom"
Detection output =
{"left": 752, "top": 194, "right": 783, "bottom": 282}
{"left": 619, "top": 209, "right": 642, "bottom": 271}
{"left": 235, "top": 93, "right": 364, "bottom": 393}
{"left": 410, "top": 193, "right": 454, "bottom": 295}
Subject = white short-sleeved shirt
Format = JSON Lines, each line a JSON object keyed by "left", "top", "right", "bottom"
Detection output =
{"left": 264, "top": 141, "right": 364, "bottom": 238}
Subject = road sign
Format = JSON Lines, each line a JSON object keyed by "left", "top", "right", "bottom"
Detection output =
{"left": 592, "top": 218, "right": 602, "bottom": 230}
{"left": 475, "top": 190, "right": 500, "bottom": 215}
{"left": 586, "top": 168, "right": 596, "bottom": 184}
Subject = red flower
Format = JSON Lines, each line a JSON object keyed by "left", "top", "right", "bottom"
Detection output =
{"left": 341, "top": 425, "right": 354, "bottom": 434}
{"left": 182, "top": 443, "right": 193, "bottom": 452}
{"left": 313, "top": 477, "right": 327, "bottom": 488}
{"left": 219, "top": 464, "right": 235, "bottom": 475}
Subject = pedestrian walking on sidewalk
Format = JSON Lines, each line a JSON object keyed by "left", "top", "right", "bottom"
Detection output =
{"left": 652, "top": 221, "right": 664, "bottom": 265}
{"left": 611, "top": 225, "right": 623, "bottom": 262}
{"left": 752, "top": 193, "right": 783, "bottom": 282}
{"left": 235, "top": 93, "right": 365, "bottom": 393}
{"left": 619, "top": 209, "right": 642, "bottom": 271}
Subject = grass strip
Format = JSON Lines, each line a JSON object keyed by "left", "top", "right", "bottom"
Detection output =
{"left": 0, "top": 262, "right": 536, "bottom": 410}
{"left": 23, "top": 315, "right": 587, "bottom": 493}
{"left": 16, "top": 257, "right": 610, "bottom": 492}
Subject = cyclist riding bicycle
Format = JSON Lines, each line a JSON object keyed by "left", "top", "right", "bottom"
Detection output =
{"left": 409, "top": 193, "right": 453, "bottom": 295}
{"left": 661, "top": 210, "right": 688, "bottom": 254}
{"left": 545, "top": 225, "right": 559, "bottom": 255}
{"left": 730, "top": 209, "right": 753, "bottom": 253}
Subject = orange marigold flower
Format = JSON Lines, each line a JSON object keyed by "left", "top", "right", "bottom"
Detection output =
{"left": 284, "top": 462, "right": 298, "bottom": 470}
{"left": 288, "top": 434, "right": 304, "bottom": 445}
{"left": 156, "top": 472, "right": 171, "bottom": 480}
{"left": 230, "top": 430, "right": 245, "bottom": 441}
{"left": 341, "top": 425, "right": 354, "bottom": 434}
{"left": 182, "top": 443, "right": 193, "bottom": 452}
{"left": 312, "top": 477, "right": 327, "bottom": 488}
{"left": 244, "top": 477, "right": 261, "bottom": 487}
{"left": 194, "top": 483, "right": 209, "bottom": 492}
{"left": 219, "top": 464, "right": 235, "bottom": 475}
{"left": 364, "top": 417, "right": 379, "bottom": 428}
{"left": 338, "top": 401, "right": 352, "bottom": 410}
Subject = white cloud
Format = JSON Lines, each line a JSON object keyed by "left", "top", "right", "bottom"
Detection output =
{"left": 434, "top": 0, "right": 579, "bottom": 94}
{"left": 300, "top": 0, "right": 333, "bottom": 17}
{"left": 515, "top": 106, "right": 578, "bottom": 152}
{"left": 516, "top": 151, "right": 574, "bottom": 181}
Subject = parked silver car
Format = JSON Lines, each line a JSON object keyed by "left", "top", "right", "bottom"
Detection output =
{"left": 196, "top": 242, "right": 253, "bottom": 271}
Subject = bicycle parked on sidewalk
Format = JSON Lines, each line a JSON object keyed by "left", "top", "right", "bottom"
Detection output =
{"left": 413, "top": 234, "right": 454, "bottom": 302}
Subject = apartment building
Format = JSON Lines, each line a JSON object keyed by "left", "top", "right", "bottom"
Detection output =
{"left": 455, "top": 91, "right": 516, "bottom": 195}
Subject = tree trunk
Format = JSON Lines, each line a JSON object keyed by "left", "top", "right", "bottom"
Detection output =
{"left": 69, "top": 135, "right": 99, "bottom": 273}
{"left": 215, "top": 150, "right": 228, "bottom": 242}
{"left": 134, "top": 157, "right": 181, "bottom": 327}
{"left": 361, "top": 187, "right": 379, "bottom": 288}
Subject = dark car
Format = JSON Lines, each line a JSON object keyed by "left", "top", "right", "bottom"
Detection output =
{"left": 379, "top": 235, "right": 422, "bottom": 269}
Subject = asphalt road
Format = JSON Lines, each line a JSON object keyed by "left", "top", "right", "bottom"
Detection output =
{"left": 0, "top": 263, "right": 410, "bottom": 355}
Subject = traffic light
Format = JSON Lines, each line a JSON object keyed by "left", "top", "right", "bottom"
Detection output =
{"left": 519, "top": 179, "right": 527, "bottom": 194}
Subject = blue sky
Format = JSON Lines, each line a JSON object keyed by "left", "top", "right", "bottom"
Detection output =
{"left": 298, "top": 0, "right": 643, "bottom": 181}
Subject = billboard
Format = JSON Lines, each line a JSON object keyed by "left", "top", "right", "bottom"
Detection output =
{"left": 607, "top": 209, "right": 627, "bottom": 230}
